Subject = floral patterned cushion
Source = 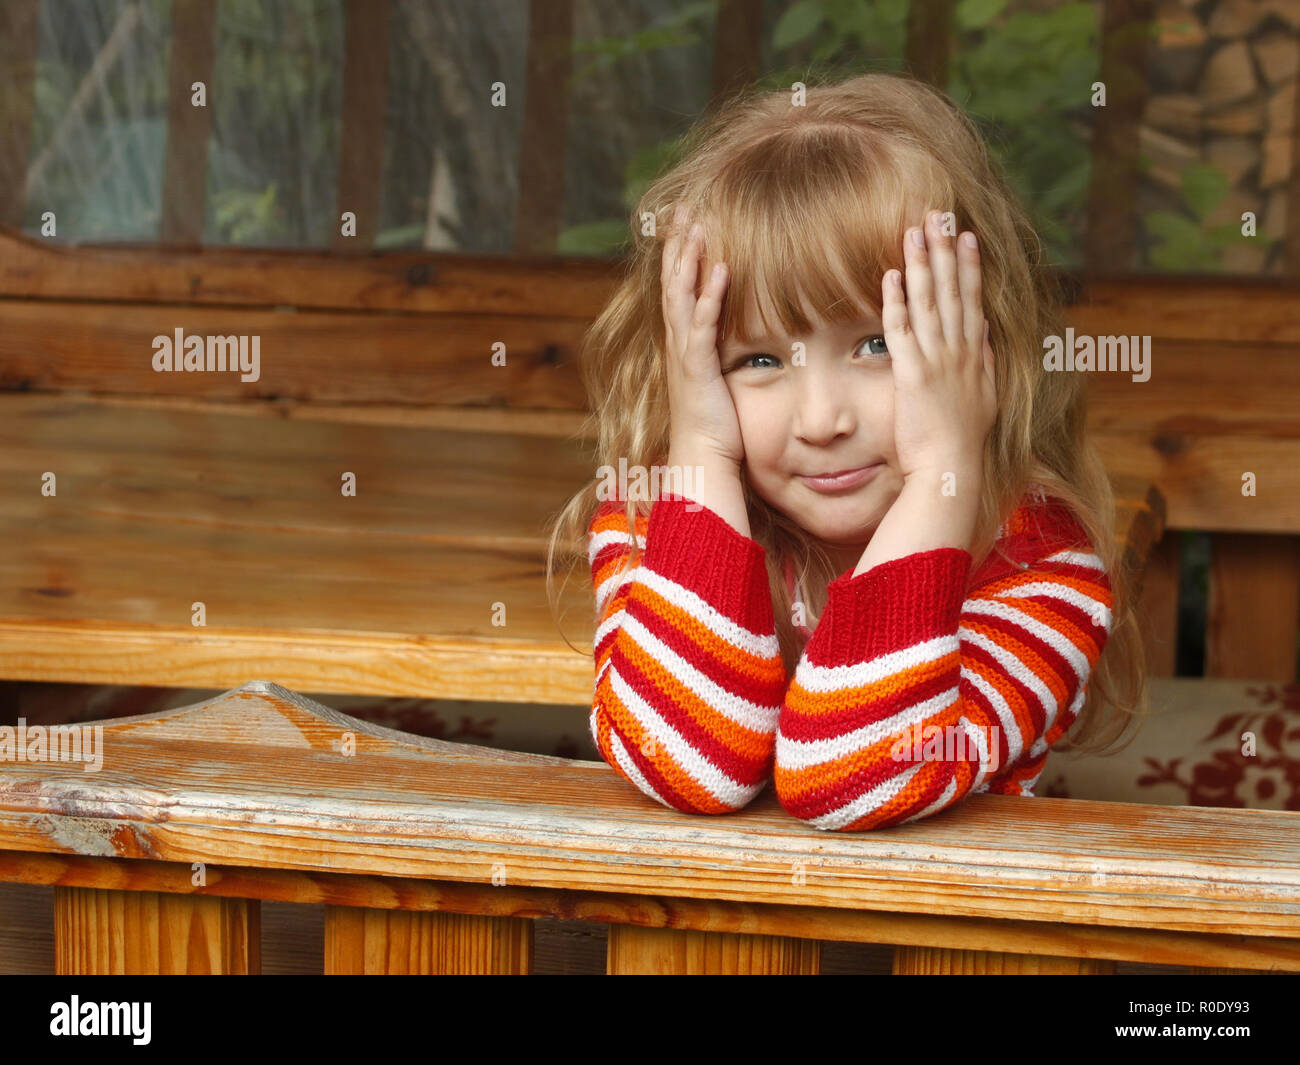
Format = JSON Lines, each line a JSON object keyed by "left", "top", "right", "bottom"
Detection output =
{"left": 3, "top": 677, "right": 1298, "bottom": 812}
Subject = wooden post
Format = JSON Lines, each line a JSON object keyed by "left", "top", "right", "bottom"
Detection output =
{"left": 160, "top": 0, "right": 217, "bottom": 247}
{"left": 606, "top": 925, "right": 820, "bottom": 974}
{"left": 1207, "top": 534, "right": 1300, "bottom": 680}
{"left": 0, "top": 0, "right": 41, "bottom": 230}
{"left": 894, "top": 946, "right": 1115, "bottom": 974}
{"left": 54, "top": 886, "right": 259, "bottom": 974}
{"left": 334, "top": 0, "right": 392, "bottom": 251}
{"left": 324, "top": 905, "right": 532, "bottom": 974}
{"left": 513, "top": 0, "right": 574, "bottom": 255}
{"left": 1083, "top": 0, "right": 1156, "bottom": 272}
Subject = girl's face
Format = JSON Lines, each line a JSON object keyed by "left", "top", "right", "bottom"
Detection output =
{"left": 718, "top": 296, "right": 903, "bottom": 575}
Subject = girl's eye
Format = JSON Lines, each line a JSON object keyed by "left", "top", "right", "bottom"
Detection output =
{"left": 857, "top": 335, "right": 890, "bottom": 360}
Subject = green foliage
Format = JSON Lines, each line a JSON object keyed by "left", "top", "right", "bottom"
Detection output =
{"left": 1143, "top": 161, "right": 1262, "bottom": 271}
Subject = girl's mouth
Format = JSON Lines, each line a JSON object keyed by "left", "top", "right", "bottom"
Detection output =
{"left": 797, "top": 463, "right": 884, "bottom": 493}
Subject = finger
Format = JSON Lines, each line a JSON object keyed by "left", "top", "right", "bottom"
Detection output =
{"left": 663, "top": 222, "right": 701, "bottom": 346}
{"left": 925, "top": 210, "right": 964, "bottom": 355}
{"left": 685, "top": 260, "right": 729, "bottom": 370}
{"left": 881, "top": 267, "right": 924, "bottom": 378}
{"left": 902, "top": 223, "right": 945, "bottom": 363}
{"left": 659, "top": 204, "right": 692, "bottom": 312}
{"left": 959, "top": 229, "right": 985, "bottom": 356}
{"left": 983, "top": 318, "right": 997, "bottom": 393}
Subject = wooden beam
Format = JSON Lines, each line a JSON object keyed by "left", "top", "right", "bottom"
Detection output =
{"left": 607, "top": 925, "right": 819, "bottom": 974}
{"left": 1083, "top": 0, "right": 1156, "bottom": 271}
{"left": 513, "top": 0, "right": 574, "bottom": 254}
{"left": 160, "top": 0, "right": 217, "bottom": 247}
{"left": 4, "top": 851, "right": 1298, "bottom": 970}
{"left": 54, "top": 886, "right": 259, "bottom": 974}
{"left": 1137, "top": 534, "right": 1181, "bottom": 677}
{"left": 334, "top": 0, "right": 392, "bottom": 251}
{"left": 1286, "top": 59, "right": 1300, "bottom": 276}
{"left": 894, "top": 946, "right": 1115, "bottom": 974}
{"left": 0, "top": 0, "right": 42, "bottom": 229}
{"left": 325, "top": 905, "right": 531, "bottom": 973}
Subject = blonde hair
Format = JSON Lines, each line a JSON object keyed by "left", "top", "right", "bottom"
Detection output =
{"left": 545, "top": 70, "right": 1147, "bottom": 756}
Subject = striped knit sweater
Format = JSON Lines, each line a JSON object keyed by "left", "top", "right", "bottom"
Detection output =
{"left": 587, "top": 486, "right": 1113, "bottom": 830}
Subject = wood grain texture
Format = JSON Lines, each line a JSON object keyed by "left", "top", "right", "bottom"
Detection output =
{"left": 0, "top": 394, "right": 1158, "bottom": 699}
{"left": 334, "top": 0, "right": 392, "bottom": 252}
{"left": 4, "top": 851, "right": 1298, "bottom": 969}
{"left": 607, "top": 925, "right": 819, "bottom": 974}
{"left": 54, "top": 885, "right": 258, "bottom": 974}
{"left": 894, "top": 946, "right": 1115, "bottom": 974}
{"left": 325, "top": 905, "right": 530, "bottom": 973}
{"left": 1207, "top": 533, "right": 1300, "bottom": 681}
{"left": 0, "top": 684, "right": 1298, "bottom": 948}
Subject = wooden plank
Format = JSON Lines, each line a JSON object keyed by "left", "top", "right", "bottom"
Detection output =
{"left": 712, "top": 0, "right": 763, "bottom": 100}
{"left": 4, "top": 851, "right": 1298, "bottom": 970}
{"left": 513, "top": 0, "right": 574, "bottom": 255}
{"left": 160, "top": 0, "right": 217, "bottom": 247}
{"left": 1207, "top": 533, "right": 1300, "bottom": 681}
{"left": 1137, "top": 535, "right": 1180, "bottom": 677}
{"left": 71, "top": 393, "right": 595, "bottom": 437}
{"left": 1082, "top": 0, "right": 1155, "bottom": 271}
{"left": 606, "top": 925, "right": 818, "bottom": 974}
{"left": 3, "top": 225, "right": 1297, "bottom": 331}
{"left": 894, "top": 946, "right": 1114, "bottom": 974}
{"left": 0, "top": 229, "right": 618, "bottom": 315}
{"left": 0, "top": 300, "right": 587, "bottom": 408}
{"left": 334, "top": 0, "right": 392, "bottom": 252}
{"left": 1092, "top": 432, "right": 1300, "bottom": 533}
{"left": 0, "top": 0, "right": 41, "bottom": 229}
{"left": 0, "top": 684, "right": 1298, "bottom": 942}
{"left": 905, "top": 0, "right": 952, "bottom": 89}
{"left": 54, "top": 885, "right": 258, "bottom": 974}
{"left": 325, "top": 905, "right": 530, "bottom": 973}
{"left": 1286, "top": 62, "right": 1300, "bottom": 277}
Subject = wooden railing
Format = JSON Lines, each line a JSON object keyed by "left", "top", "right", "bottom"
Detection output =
{"left": 1, "top": 681, "right": 1297, "bottom": 975}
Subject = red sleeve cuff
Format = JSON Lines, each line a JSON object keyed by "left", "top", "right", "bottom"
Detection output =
{"left": 642, "top": 494, "right": 772, "bottom": 631}
{"left": 811, "top": 548, "right": 971, "bottom": 662}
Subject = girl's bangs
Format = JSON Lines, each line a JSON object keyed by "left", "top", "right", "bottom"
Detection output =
{"left": 697, "top": 132, "right": 934, "bottom": 346}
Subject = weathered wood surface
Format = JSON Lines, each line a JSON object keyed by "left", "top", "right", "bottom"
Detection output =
{"left": 1, "top": 682, "right": 1298, "bottom": 944}
{"left": 4, "top": 850, "right": 1298, "bottom": 969}
{"left": 0, "top": 392, "right": 1161, "bottom": 699}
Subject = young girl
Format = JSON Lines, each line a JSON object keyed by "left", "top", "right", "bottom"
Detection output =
{"left": 546, "top": 71, "right": 1147, "bottom": 831}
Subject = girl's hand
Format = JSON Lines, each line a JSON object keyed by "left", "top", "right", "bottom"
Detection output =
{"left": 881, "top": 210, "right": 998, "bottom": 484}
{"left": 661, "top": 205, "right": 745, "bottom": 471}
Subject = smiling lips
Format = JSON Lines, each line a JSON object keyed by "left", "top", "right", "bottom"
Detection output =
{"left": 798, "top": 463, "right": 884, "bottom": 493}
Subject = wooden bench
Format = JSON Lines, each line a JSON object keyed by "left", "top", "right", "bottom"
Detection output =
{"left": 2, "top": 680, "right": 1296, "bottom": 975}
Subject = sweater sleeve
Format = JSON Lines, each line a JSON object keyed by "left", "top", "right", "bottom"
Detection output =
{"left": 587, "top": 494, "right": 787, "bottom": 813}
{"left": 773, "top": 512, "right": 1113, "bottom": 831}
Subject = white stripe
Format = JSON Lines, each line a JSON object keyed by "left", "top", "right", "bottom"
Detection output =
{"left": 775, "top": 686, "right": 958, "bottom": 770}
{"left": 1042, "top": 548, "right": 1104, "bottom": 571}
{"left": 594, "top": 562, "right": 637, "bottom": 618}
{"left": 607, "top": 728, "right": 674, "bottom": 809}
{"left": 628, "top": 567, "right": 781, "bottom": 660}
{"left": 960, "top": 664, "right": 1024, "bottom": 767}
{"left": 803, "top": 761, "right": 926, "bottom": 830}
{"left": 900, "top": 775, "right": 960, "bottom": 824}
{"left": 990, "top": 579, "right": 1111, "bottom": 629}
{"left": 617, "top": 611, "right": 780, "bottom": 733}
{"left": 959, "top": 626, "right": 1062, "bottom": 734}
{"left": 588, "top": 528, "right": 645, "bottom": 564}
{"left": 792, "top": 633, "right": 957, "bottom": 692}
{"left": 962, "top": 598, "right": 1095, "bottom": 686}
{"left": 606, "top": 662, "right": 769, "bottom": 809}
